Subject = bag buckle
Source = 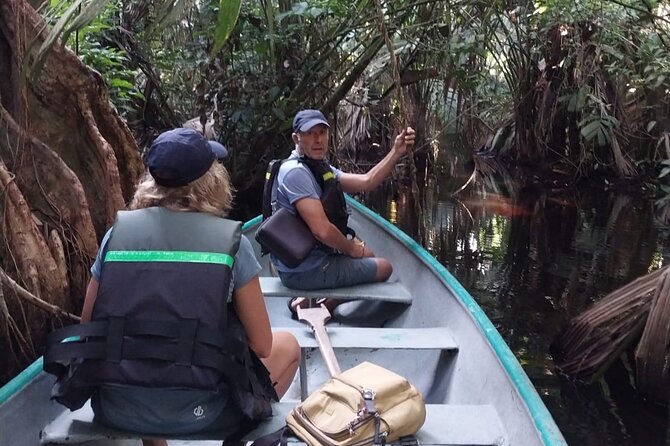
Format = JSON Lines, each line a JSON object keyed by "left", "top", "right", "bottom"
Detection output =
{"left": 362, "top": 388, "right": 377, "bottom": 415}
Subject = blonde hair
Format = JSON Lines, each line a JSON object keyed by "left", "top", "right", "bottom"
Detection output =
{"left": 129, "top": 162, "right": 234, "bottom": 217}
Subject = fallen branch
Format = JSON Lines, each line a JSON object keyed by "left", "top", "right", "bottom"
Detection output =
{"left": 0, "top": 267, "right": 80, "bottom": 322}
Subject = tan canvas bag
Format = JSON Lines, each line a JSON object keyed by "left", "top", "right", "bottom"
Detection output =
{"left": 286, "top": 361, "right": 426, "bottom": 446}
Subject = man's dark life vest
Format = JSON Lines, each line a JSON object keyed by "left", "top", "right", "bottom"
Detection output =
{"left": 43, "top": 208, "right": 277, "bottom": 418}
{"left": 261, "top": 156, "right": 352, "bottom": 249}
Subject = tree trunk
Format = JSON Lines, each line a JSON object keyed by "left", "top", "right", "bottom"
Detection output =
{"left": 0, "top": 0, "right": 143, "bottom": 384}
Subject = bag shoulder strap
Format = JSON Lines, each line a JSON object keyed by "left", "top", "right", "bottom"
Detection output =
{"left": 263, "top": 159, "right": 285, "bottom": 221}
{"left": 260, "top": 158, "right": 292, "bottom": 257}
{"left": 262, "top": 159, "right": 288, "bottom": 221}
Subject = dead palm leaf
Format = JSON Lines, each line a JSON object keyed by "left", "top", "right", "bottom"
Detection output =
{"left": 635, "top": 267, "right": 670, "bottom": 404}
{"left": 552, "top": 266, "right": 667, "bottom": 383}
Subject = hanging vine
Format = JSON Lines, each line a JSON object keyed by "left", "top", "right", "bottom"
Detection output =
{"left": 372, "top": 0, "right": 424, "bottom": 242}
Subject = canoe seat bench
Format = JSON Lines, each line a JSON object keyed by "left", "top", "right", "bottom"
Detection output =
{"left": 41, "top": 401, "right": 508, "bottom": 445}
{"left": 259, "top": 277, "right": 413, "bottom": 304}
{"left": 279, "top": 326, "right": 458, "bottom": 350}
{"left": 277, "top": 325, "right": 458, "bottom": 399}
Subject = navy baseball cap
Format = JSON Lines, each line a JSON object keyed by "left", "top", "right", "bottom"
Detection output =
{"left": 146, "top": 128, "right": 227, "bottom": 187}
{"left": 210, "top": 141, "right": 228, "bottom": 160}
{"left": 292, "top": 109, "right": 330, "bottom": 132}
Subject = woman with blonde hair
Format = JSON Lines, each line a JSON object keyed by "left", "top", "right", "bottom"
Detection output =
{"left": 46, "top": 128, "right": 300, "bottom": 446}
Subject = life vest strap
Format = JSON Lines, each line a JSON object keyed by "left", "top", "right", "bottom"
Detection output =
{"left": 44, "top": 318, "right": 251, "bottom": 390}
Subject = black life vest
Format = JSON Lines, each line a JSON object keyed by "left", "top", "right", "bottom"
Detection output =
{"left": 44, "top": 208, "right": 276, "bottom": 417}
{"left": 261, "top": 156, "right": 352, "bottom": 248}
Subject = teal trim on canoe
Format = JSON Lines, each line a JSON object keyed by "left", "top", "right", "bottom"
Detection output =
{"left": 0, "top": 357, "right": 43, "bottom": 405}
{"left": 105, "top": 250, "right": 234, "bottom": 267}
{"left": 344, "top": 197, "right": 566, "bottom": 446}
{"left": 242, "top": 215, "right": 262, "bottom": 232}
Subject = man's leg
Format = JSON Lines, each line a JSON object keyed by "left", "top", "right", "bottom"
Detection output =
{"left": 280, "top": 255, "right": 379, "bottom": 290}
{"left": 373, "top": 258, "right": 392, "bottom": 281}
{"left": 281, "top": 255, "right": 386, "bottom": 314}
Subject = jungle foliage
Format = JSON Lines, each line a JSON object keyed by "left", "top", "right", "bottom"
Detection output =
{"left": 47, "top": 0, "right": 670, "bottom": 187}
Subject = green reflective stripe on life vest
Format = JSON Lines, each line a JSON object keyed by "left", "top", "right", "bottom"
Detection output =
{"left": 322, "top": 171, "right": 336, "bottom": 181}
{"left": 104, "top": 251, "right": 234, "bottom": 267}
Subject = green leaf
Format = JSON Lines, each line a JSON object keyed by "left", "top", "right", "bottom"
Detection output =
{"left": 566, "top": 86, "right": 589, "bottom": 112}
{"left": 602, "top": 45, "right": 623, "bottom": 60}
{"left": 33, "top": 0, "right": 88, "bottom": 81}
{"left": 211, "top": 0, "right": 242, "bottom": 57}
{"left": 268, "top": 86, "right": 281, "bottom": 101}
{"left": 255, "top": 40, "right": 269, "bottom": 55}
{"left": 647, "top": 121, "right": 657, "bottom": 133}
{"left": 66, "top": 0, "right": 111, "bottom": 40}
{"left": 581, "top": 120, "right": 601, "bottom": 141}
{"left": 597, "top": 128, "right": 611, "bottom": 147}
{"left": 654, "top": 75, "right": 666, "bottom": 89}
{"left": 109, "top": 78, "right": 134, "bottom": 89}
{"left": 294, "top": 2, "right": 309, "bottom": 14}
{"left": 659, "top": 167, "right": 670, "bottom": 178}
{"left": 145, "top": 0, "right": 189, "bottom": 37}
{"left": 272, "top": 108, "right": 285, "bottom": 120}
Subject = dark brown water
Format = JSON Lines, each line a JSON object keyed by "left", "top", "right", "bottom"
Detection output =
{"left": 359, "top": 176, "right": 670, "bottom": 446}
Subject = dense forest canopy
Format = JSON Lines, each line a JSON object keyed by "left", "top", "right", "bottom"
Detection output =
{"left": 44, "top": 0, "right": 670, "bottom": 188}
{"left": 2, "top": 0, "right": 670, "bottom": 384}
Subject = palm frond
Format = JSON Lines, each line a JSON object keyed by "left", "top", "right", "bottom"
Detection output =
{"left": 552, "top": 266, "right": 669, "bottom": 395}
{"left": 211, "top": 0, "right": 242, "bottom": 56}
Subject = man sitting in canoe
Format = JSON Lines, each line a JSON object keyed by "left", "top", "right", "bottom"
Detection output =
{"left": 45, "top": 128, "right": 300, "bottom": 446}
{"left": 271, "top": 109, "right": 415, "bottom": 317}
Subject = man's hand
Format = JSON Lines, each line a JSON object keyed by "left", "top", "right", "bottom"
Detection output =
{"left": 339, "top": 126, "right": 416, "bottom": 194}
{"left": 391, "top": 127, "right": 416, "bottom": 157}
{"left": 348, "top": 237, "right": 374, "bottom": 258}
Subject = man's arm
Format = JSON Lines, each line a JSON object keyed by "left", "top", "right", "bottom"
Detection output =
{"left": 339, "top": 127, "right": 415, "bottom": 193}
{"left": 295, "top": 198, "right": 371, "bottom": 257}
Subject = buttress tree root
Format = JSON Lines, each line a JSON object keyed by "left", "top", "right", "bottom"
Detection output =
{"left": 0, "top": 0, "right": 143, "bottom": 384}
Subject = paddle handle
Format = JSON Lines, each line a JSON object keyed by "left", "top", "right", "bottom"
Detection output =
{"left": 312, "top": 324, "right": 342, "bottom": 376}
{"left": 297, "top": 305, "right": 342, "bottom": 376}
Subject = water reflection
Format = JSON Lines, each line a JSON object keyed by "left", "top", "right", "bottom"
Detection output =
{"left": 359, "top": 172, "right": 670, "bottom": 445}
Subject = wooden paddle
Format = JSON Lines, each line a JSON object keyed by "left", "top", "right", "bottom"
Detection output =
{"left": 297, "top": 305, "right": 342, "bottom": 376}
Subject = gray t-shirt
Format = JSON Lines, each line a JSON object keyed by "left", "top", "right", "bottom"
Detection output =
{"left": 272, "top": 150, "right": 342, "bottom": 273}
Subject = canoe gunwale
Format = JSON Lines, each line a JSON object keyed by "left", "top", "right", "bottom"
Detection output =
{"left": 342, "top": 196, "right": 565, "bottom": 446}
{"left": 0, "top": 357, "right": 43, "bottom": 405}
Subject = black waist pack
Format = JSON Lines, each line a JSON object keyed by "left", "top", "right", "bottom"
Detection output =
{"left": 255, "top": 208, "right": 316, "bottom": 268}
